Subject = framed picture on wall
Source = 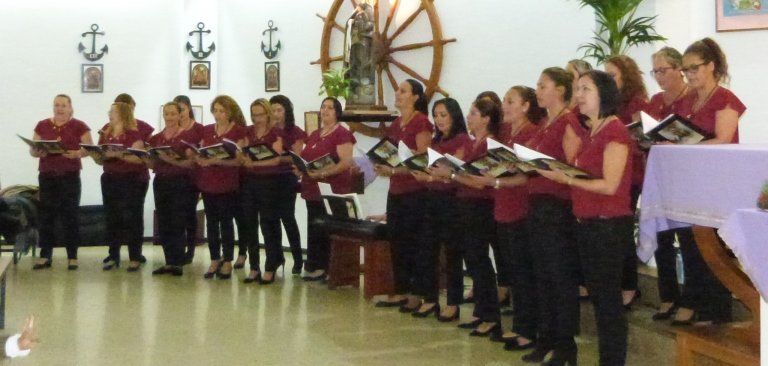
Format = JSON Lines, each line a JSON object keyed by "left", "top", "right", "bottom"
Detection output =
{"left": 304, "top": 111, "right": 320, "bottom": 135}
{"left": 157, "top": 105, "right": 204, "bottom": 129}
{"left": 265, "top": 61, "right": 280, "bottom": 92}
{"left": 189, "top": 61, "right": 211, "bottom": 90}
{"left": 81, "top": 64, "right": 103, "bottom": 93}
{"left": 716, "top": 0, "right": 768, "bottom": 31}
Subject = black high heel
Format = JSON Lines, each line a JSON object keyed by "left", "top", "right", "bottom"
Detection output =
{"left": 233, "top": 255, "right": 247, "bottom": 269}
{"left": 522, "top": 343, "right": 553, "bottom": 363}
{"left": 623, "top": 289, "right": 642, "bottom": 310}
{"left": 243, "top": 270, "right": 262, "bottom": 284}
{"left": 32, "top": 259, "right": 52, "bottom": 270}
{"left": 652, "top": 304, "right": 678, "bottom": 321}
{"left": 457, "top": 318, "right": 482, "bottom": 329}
{"left": 126, "top": 261, "right": 142, "bottom": 272}
{"left": 217, "top": 262, "right": 233, "bottom": 280}
{"left": 203, "top": 261, "right": 222, "bottom": 279}
{"left": 469, "top": 323, "right": 501, "bottom": 337}
{"left": 102, "top": 259, "right": 120, "bottom": 271}
{"left": 542, "top": 346, "right": 578, "bottom": 366}
{"left": 292, "top": 261, "right": 303, "bottom": 275}
{"left": 262, "top": 259, "right": 286, "bottom": 284}
{"left": 375, "top": 298, "right": 407, "bottom": 308}
{"left": 438, "top": 307, "right": 460, "bottom": 322}
{"left": 412, "top": 303, "right": 440, "bottom": 318}
{"left": 504, "top": 337, "right": 537, "bottom": 351}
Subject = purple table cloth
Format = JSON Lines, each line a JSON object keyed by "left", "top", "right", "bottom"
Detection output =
{"left": 719, "top": 209, "right": 768, "bottom": 300}
{"left": 638, "top": 144, "right": 768, "bottom": 262}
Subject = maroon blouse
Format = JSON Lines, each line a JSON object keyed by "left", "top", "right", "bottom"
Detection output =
{"left": 386, "top": 113, "right": 434, "bottom": 195}
{"left": 646, "top": 91, "right": 691, "bottom": 120}
{"left": 100, "top": 119, "right": 154, "bottom": 142}
{"left": 425, "top": 132, "right": 471, "bottom": 192}
{"left": 34, "top": 118, "right": 90, "bottom": 175}
{"left": 98, "top": 129, "right": 148, "bottom": 181}
{"left": 678, "top": 86, "right": 746, "bottom": 143}
{"left": 244, "top": 126, "right": 283, "bottom": 176}
{"left": 299, "top": 125, "right": 357, "bottom": 201}
{"left": 195, "top": 124, "right": 248, "bottom": 194}
{"left": 494, "top": 123, "right": 540, "bottom": 224}
{"left": 456, "top": 137, "right": 493, "bottom": 200}
{"left": 148, "top": 123, "right": 203, "bottom": 178}
{"left": 526, "top": 112, "right": 578, "bottom": 201}
{"left": 571, "top": 118, "right": 633, "bottom": 219}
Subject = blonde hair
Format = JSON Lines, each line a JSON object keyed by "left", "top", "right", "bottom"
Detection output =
{"left": 652, "top": 47, "right": 683, "bottom": 69}
{"left": 106, "top": 102, "right": 137, "bottom": 136}
{"left": 249, "top": 98, "right": 273, "bottom": 127}
{"left": 211, "top": 95, "right": 246, "bottom": 127}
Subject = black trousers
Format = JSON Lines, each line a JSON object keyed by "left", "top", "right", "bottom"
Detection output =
{"left": 276, "top": 174, "right": 303, "bottom": 269}
{"left": 678, "top": 228, "right": 733, "bottom": 322}
{"left": 577, "top": 216, "right": 633, "bottom": 366}
{"left": 154, "top": 175, "right": 195, "bottom": 267}
{"left": 101, "top": 173, "right": 146, "bottom": 263}
{"left": 234, "top": 200, "right": 251, "bottom": 258}
{"left": 621, "top": 185, "right": 642, "bottom": 291}
{"left": 38, "top": 173, "right": 81, "bottom": 260}
{"left": 655, "top": 228, "right": 684, "bottom": 303}
{"left": 415, "top": 190, "right": 461, "bottom": 303}
{"left": 241, "top": 174, "right": 284, "bottom": 272}
{"left": 457, "top": 197, "right": 499, "bottom": 323}
{"left": 498, "top": 220, "right": 537, "bottom": 339}
{"left": 184, "top": 188, "right": 199, "bottom": 256}
{"left": 305, "top": 200, "right": 329, "bottom": 271}
{"left": 529, "top": 196, "right": 579, "bottom": 345}
{"left": 202, "top": 191, "right": 237, "bottom": 262}
{"left": 386, "top": 191, "right": 427, "bottom": 295}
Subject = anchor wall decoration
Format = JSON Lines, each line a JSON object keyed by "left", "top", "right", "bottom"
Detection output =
{"left": 186, "top": 22, "right": 216, "bottom": 60}
{"left": 78, "top": 24, "right": 108, "bottom": 61}
{"left": 261, "top": 20, "right": 281, "bottom": 59}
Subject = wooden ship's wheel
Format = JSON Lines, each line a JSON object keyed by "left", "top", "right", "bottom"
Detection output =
{"left": 312, "top": 0, "right": 456, "bottom": 107}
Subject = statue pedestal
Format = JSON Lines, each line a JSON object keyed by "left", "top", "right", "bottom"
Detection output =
{"left": 341, "top": 109, "right": 398, "bottom": 123}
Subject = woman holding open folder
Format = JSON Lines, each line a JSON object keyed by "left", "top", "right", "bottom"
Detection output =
{"left": 539, "top": 70, "right": 633, "bottom": 366}
{"left": 147, "top": 102, "right": 202, "bottom": 276}
{"left": 30, "top": 94, "right": 92, "bottom": 270}
{"left": 89, "top": 102, "right": 148, "bottom": 272}
{"left": 239, "top": 99, "right": 285, "bottom": 284}
{"left": 410, "top": 97, "right": 470, "bottom": 320}
{"left": 173, "top": 95, "right": 204, "bottom": 265}
{"left": 296, "top": 97, "right": 356, "bottom": 281}
{"left": 196, "top": 96, "right": 248, "bottom": 280}
{"left": 666, "top": 38, "right": 746, "bottom": 326}
{"left": 348, "top": 79, "right": 432, "bottom": 311}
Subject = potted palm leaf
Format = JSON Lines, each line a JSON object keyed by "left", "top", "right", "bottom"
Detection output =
{"left": 318, "top": 67, "right": 351, "bottom": 100}
{"left": 575, "top": 0, "right": 666, "bottom": 64}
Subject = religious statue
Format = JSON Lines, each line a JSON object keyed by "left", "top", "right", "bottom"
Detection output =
{"left": 343, "top": 2, "right": 377, "bottom": 109}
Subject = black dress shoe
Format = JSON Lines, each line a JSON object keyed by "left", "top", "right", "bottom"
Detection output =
{"left": 399, "top": 304, "right": 419, "bottom": 314}
{"left": 412, "top": 304, "right": 440, "bottom": 318}
{"left": 139, "top": 255, "right": 147, "bottom": 264}
{"left": 67, "top": 264, "right": 79, "bottom": 271}
{"left": 203, "top": 262, "right": 223, "bottom": 279}
{"left": 169, "top": 266, "right": 183, "bottom": 276}
{"left": 126, "top": 263, "right": 142, "bottom": 272}
{"left": 652, "top": 305, "right": 678, "bottom": 321}
{"left": 292, "top": 262, "right": 303, "bottom": 275}
{"left": 437, "top": 308, "right": 460, "bottom": 322}
{"left": 457, "top": 319, "right": 483, "bottom": 329}
{"left": 183, "top": 252, "right": 194, "bottom": 265}
{"left": 103, "top": 260, "right": 120, "bottom": 271}
{"left": 463, "top": 295, "right": 475, "bottom": 304}
{"left": 302, "top": 272, "right": 327, "bottom": 282}
{"left": 243, "top": 271, "right": 262, "bottom": 284}
{"left": 217, "top": 268, "right": 232, "bottom": 280}
{"left": 103, "top": 256, "right": 112, "bottom": 263}
{"left": 504, "top": 338, "right": 536, "bottom": 351}
{"left": 375, "top": 298, "right": 407, "bottom": 308}
{"left": 233, "top": 255, "right": 247, "bottom": 269}
{"left": 32, "top": 260, "right": 52, "bottom": 270}
{"left": 152, "top": 266, "right": 171, "bottom": 275}
{"left": 490, "top": 333, "right": 518, "bottom": 344}
{"left": 469, "top": 323, "right": 501, "bottom": 337}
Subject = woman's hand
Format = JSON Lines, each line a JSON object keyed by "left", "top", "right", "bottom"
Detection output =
{"left": 474, "top": 173, "right": 496, "bottom": 187}
{"left": 104, "top": 150, "right": 123, "bottom": 159}
{"left": 374, "top": 164, "right": 395, "bottom": 177}
{"left": 366, "top": 214, "right": 387, "bottom": 223}
{"left": 411, "top": 170, "right": 432, "bottom": 182}
{"left": 536, "top": 168, "right": 569, "bottom": 185}
{"left": 428, "top": 164, "right": 453, "bottom": 180}
{"left": 62, "top": 150, "right": 81, "bottom": 159}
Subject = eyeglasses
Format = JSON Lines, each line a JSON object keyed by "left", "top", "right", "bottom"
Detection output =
{"left": 650, "top": 67, "right": 675, "bottom": 76}
{"left": 681, "top": 62, "right": 708, "bottom": 74}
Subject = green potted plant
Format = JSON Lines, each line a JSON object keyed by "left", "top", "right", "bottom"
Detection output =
{"left": 318, "top": 67, "right": 350, "bottom": 100}
{"left": 575, "top": 0, "right": 666, "bottom": 64}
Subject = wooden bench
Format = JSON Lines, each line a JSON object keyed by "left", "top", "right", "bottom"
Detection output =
{"left": 328, "top": 234, "right": 394, "bottom": 300}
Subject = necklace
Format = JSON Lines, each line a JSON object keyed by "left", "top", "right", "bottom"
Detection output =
{"left": 544, "top": 107, "right": 567, "bottom": 130}
{"left": 588, "top": 117, "right": 609, "bottom": 139}
{"left": 506, "top": 120, "right": 531, "bottom": 144}
{"left": 692, "top": 85, "right": 719, "bottom": 114}
{"left": 215, "top": 122, "right": 233, "bottom": 139}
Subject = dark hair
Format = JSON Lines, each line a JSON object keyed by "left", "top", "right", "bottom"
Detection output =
{"left": 475, "top": 91, "right": 502, "bottom": 109}
{"left": 321, "top": 97, "right": 343, "bottom": 121}
{"left": 405, "top": 79, "right": 429, "bottom": 114}
{"left": 431, "top": 97, "right": 467, "bottom": 143}
{"left": 684, "top": 37, "right": 730, "bottom": 84}
{"left": 580, "top": 70, "right": 621, "bottom": 119}
{"left": 211, "top": 95, "right": 247, "bottom": 127}
{"left": 605, "top": 55, "right": 648, "bottom": 107}
{"left": 509, "top": 86, "right": 547, "bottom": 124}
{"left": 268, "top": 94, "right": 296, "bottom": 129}
{"left": 473, "top": 98, "right": 502, "bottom": 136}
{"left": 114, "top": 93, "right": 136, "bottom": 107}
{"left": 541, "top": 67, "right": 574, "bottom": 102}
{"left": 173, "top": 95, "right": 195, "bottom": 120}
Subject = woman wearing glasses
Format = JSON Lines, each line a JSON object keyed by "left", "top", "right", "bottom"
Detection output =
{"left": 668, "top": 38, "right": 745, "bottom": 326}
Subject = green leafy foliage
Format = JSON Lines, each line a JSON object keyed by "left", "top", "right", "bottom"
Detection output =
{"left": 318, "top": 67, "right": 350, "bottom": 99}
{"left": 575, "top": 0, "right": 666, "bottom": 64}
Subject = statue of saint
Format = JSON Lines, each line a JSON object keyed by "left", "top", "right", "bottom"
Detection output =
{"left": 343, "top": 2, "right": 376, "bottom": 108}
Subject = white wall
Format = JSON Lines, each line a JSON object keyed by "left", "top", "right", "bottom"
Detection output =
{"left": 2, "top": 0, "right": 765, "bottom": 242}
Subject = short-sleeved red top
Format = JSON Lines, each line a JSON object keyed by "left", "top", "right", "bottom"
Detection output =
{"left": 148, "top": 123, "right": 203, "bottom": 179}
{"left": 300, "top": 124, "right": 357, "bottom": 201}
{"left": 195, "top": 123, "right": 248, "bottom": 194}
{"left": 526, "top": 111, "right": 578, "bottom": 201}
{"left": 494, "top": 123, "right": 540, "bottom": 224}
{"left": 571, "top": 118, "right": 633, "bottom": 219}
{"left": 678, "top": 86, "right": 746, "bottom": 143}
{"left": 100, "top": 119, "right": 154, "bottom": 142}
{"left": 456, "top": 137, "right": 494, "bottom": 200}
{"left": 425, "top": 132, "right": 471, "bottom": 192}
{"left": 386, "top": 113, "right": 434, "bottom": 195}
{"left": 278, "top": 125, "right": 307, "bottom": 151}
{"left": 646, "top": 91, "right": 691, "bottom": 120}
{"left": 244, "top": 126, "right": 283, "bottom": 176}
{"left": 98, "top": 129, "right": 149, "bottom": 181}
{"left": 617, "top": 94, "right": 648, "bottom": 125}
{"left": 34, "top": 118, "right": 90, "bottom": 175}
